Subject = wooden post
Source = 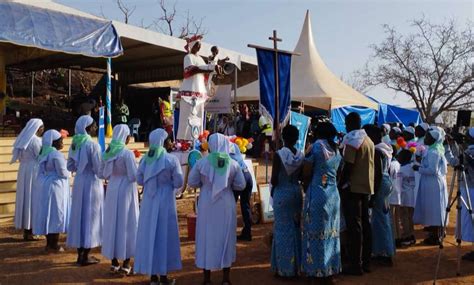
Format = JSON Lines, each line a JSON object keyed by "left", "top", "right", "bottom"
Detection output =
{"left": 269, "top": 30, "right": 282, "bottom": 149}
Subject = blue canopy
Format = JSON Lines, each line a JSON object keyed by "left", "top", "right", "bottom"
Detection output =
{"left": 331, "top": 106, "right": 376, "bottom": 133}
{"left": 368, "top": 97, "right": 422, "bottom": 127}
{"left": 0, "top": 1, "right": 123, "bottom": 58}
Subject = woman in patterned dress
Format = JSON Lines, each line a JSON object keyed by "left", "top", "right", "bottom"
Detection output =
{"left": 270, "top": 125, "right": 304, "bottom": 277}
{"left": 301, "top": 122, "right": 342, "bottom": 284}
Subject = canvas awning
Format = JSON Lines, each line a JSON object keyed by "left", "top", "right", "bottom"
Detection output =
{"left": 1, "top": 1, "right": 257, "bottom": 87}
{"left": 0, "top": 1, "right": 123, "bottom": 58}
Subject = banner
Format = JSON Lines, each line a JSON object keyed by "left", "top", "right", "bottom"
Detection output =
{"left": 98, "top": 106, "right": 106, "bottom": 152}
{"left": 290, "top": 111, "right": 311, "bottom": 152}
{"left": 255, "top": 49, "right": 292, "bottom": 127}
{"left": 205, "top": 84, "right": 232, "bottom": 114}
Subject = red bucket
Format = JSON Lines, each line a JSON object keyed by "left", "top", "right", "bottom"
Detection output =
{"left": 187, "top": 214, "right": 197, "bottom": 241}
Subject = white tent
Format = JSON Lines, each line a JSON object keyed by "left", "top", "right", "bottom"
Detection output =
{"left": 237, "top": 10, "right": 378, "bottom": 110}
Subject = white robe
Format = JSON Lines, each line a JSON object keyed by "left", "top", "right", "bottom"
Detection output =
{"left": 398, "top": 163, "right": 416, "bottom": 208}
{"left": 188, "top": 158, "right": 246, "bottom": 270}
{"left": 134, "top": 153, "right": 184, "bottom": 275}
{"left": 33, "top": 150, "right": 70, "bottom": 235}
{"left": 413, "top": 149, "right": 449, "bottom": 226}
{"left": 66, "top": 140, "right": 104, "bottom": 248}
{"left": 177, "top": 53, "right": 214, "bottom": 140}
{"left": 14, "top": 136, "right": 41, "bottom": 230}
{"left": 101, "top": 149, "right": 139, "bottom": 260}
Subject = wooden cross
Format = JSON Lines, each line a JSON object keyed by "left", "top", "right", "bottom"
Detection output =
{"left": 269, "top": 30, "right": 282, "bottom": 51}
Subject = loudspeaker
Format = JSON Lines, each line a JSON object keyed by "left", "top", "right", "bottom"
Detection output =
{"left": 456, "top": 110, "right": 471, "bottom": 127}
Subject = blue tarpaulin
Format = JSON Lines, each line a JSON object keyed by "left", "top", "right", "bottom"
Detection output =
{"left": 377, "top": 103, "right": 422, "bottom": 127}
{"left": 331, "top": 106, "right": 376, "bottom": 133}
{"left": 0, "top": 1, "right": 123, "bottom": 58}
{"left": 256, "top": 49, "right": 292, "bottom": 125}
{"left": 368, "top": 97, "right": 422, "bottom": 127}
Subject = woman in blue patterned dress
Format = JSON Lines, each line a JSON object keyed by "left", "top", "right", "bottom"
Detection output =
{"left": 301, "top": 122, "right": 342, "bottom": 284}
{"left": 364, "top": 124, "right": 395, "bottom": 265}
{"left": 270, "top": 125, "right": 304, "bottom": 277}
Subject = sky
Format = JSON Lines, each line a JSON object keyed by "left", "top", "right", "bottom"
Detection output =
{"left": 56, "top": 0, "right": 473, "bottom": 108}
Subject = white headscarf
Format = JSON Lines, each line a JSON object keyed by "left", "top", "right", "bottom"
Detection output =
{"left": 69, "top": 115, "right": 95, "bottom": 173}
{"left": 39, "top": 130, "right": 61, "bottom": 163}
{"left": 42, "top": 130, "right": 61, "bottom": 147}
{"left": 342, "top": 129, "right": 368, "bottom": 150}
{"left": 382, "top": 124, "right": 391, "bottom": 132}
{"left": 11, "top": 118, "right": 43, "bottom": 163}
{"left": 102, "top": 124, "right": 130, "bottom": 177}
{"left": 420, "top": 123, "right": 430, "bottom": 131}
{"left": 392, "top": 127, "right": 402, "bottom": 134}
{"left": 75, "top": 115, "right": 94, "bottom": 135}
{"left": 404, "top": 126, "right": 415, "bottom": 135}
{"left": 428, "top": 126, "right": 446, "bottom": 144}
{"left": 277, "top": 147, "right": 304, "bottom": 175}
{"left": 143, "top": 128, "right": 169, "bottom": 183}
{"left": 199, "top": 133, "right": 231, "bottom": 201}
{"left": 375, "top": 142, "right": 393, "bottom": 160}
{"left": 149, "top": 128, "right": 169, "bottom": 147}
{"left": 113, "top": 124, "right": 130, "bottom": 143}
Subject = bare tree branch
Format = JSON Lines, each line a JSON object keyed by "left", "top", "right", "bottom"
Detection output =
{"left": 356, "top": 18, "right": 473, "bottom": 124}
{"left": 116, "top": 0, "right": 136, "bottom": 24}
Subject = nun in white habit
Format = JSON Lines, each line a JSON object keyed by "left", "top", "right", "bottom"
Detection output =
{"left": 101, "top": 124, "right": 139, "bottom": 274}
{"left": 11, "top": 118, "right": 44, "bottom": 240}
{"left": 66, "top": 115, "right": 104, "bottom": 266}
{"left": 188, "top": 133, "right": 246, "bottom": 285}
{"left": 135, "top": 128, "right": 184, "bottom": 285}
{"left": 413, "top": 126, "right": 449, "bottom": 245}
{"left": 33, "top": 129, "right": 70, "bottom": 252}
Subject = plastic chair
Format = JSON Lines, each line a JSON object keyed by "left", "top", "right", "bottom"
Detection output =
{"left": 128, "top": 118, "right": 141, "bottom": 141}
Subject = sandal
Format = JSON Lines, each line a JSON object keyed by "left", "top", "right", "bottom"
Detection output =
{"left": 119, "top": 266, "right": 133, "bottom": 276}
{"left": 110, "top": 265, "right": 120, "bottom": 273}
{"left": 81, "top": 256, "right": 100, "bottom": 266}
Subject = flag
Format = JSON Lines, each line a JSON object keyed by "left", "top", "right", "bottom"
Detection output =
{"left": 255, "top": 49, "right": 292, "bottom": 128}
{"left": 290, "top": 111, "right": 311, "bottom": 152}
{"left": 98, "top": 106, "right": 106, "bottom": 152}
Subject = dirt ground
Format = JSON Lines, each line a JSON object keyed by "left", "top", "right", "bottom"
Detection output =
{"left": 1, "top": 164, "right": 474, "bottom": 285}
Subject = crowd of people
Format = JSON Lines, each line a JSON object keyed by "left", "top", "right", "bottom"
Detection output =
{"left": 9, "top": 111, "right": 474, "bottom": 285}
{"left": 269, "top": 113, "right": 474, "bottom": 284}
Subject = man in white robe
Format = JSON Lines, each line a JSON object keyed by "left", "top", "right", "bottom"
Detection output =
{"left": 177, "top": 35, "right": 216, "bottom": 141}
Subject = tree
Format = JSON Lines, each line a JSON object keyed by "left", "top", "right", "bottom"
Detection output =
{"left": 110, "top": 0, "right": 207, "bottom": 38}
{"left": 358, "top": 18, "right": 473, "bottom": 124}
{"left": 116, "top": 0, "right": 136, "bottom": 24}
{"left": 153, "top": 0, "right": 207, "bottom": 38}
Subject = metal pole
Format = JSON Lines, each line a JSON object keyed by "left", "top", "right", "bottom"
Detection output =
{"left": 31, "top": 71, "right": 34, "bottom": 104}
{"left": 68, "top": 69, "right": 72, "bottom": 110}
{"left": 272, "top": 30, "right": 280, "bottom": 149}
{"left": 234, "top": 68, "right": 238, "bottom": 130}
{"left": 106, "top": 58, "right": 113, "bottom": 137}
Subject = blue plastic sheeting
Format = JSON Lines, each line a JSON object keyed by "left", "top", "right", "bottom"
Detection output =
{"left": 377, "top": 103, "right": 422, "bottom": 127}
{"left": 367, "top": 96, "right": 422, "bottom": 127}
{"left": 0, "top": 2, "right": 123, "bottom": 58}
{"left": 331, "top": 106, "right": 376, "bottom": 133}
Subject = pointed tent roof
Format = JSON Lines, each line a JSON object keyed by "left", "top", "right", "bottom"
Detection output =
{"left": 291, "top": 10, "right": 377, "bottom": 110}
{"left": 237, "top": 10, "right": 377, "bottom": 110}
